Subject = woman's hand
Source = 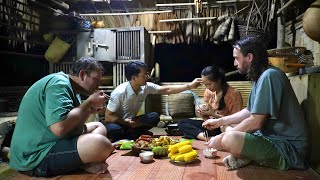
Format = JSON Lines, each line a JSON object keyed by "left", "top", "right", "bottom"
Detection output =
{"left": 196, "top": 106, "right": 208, "bottom": 119}
{"left": 198, "top": 105, "right": 217, "bottom": 117}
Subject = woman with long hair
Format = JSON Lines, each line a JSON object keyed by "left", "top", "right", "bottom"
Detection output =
{"left": 178, "top": 65, "right": 243, "bottom": 140}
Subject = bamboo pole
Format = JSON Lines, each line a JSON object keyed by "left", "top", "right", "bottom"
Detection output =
{"left": 148, "top": 31, "right": 172, "bottom": 33}
{"left": 159, "top": 17, "right": 217, "bottom": 22}
{"left": 276, "top": 0, "right": 297, "bottom": 16}
{"left": 79, "top": 10, "right": 172, "bottom": 16}
{"left": 156, "top": 0, "right": 253, "bottom": 7}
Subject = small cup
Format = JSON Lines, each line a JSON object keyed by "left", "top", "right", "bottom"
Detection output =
{"left": 199, "top": 104, "right": 209, "bottom": 111}
{"left": 139, "top": 151, "right": 154, "bottom": 163}
{"left": 203, "top": 148, "right": 217, "bottom": 158}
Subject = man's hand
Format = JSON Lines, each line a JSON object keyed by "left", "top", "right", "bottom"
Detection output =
{"left": 89, "top": 106, "right": 106, "bottom": 114}
{"left": 205, "top": 133, "right": 224, "bottom": 150}
{"left": 202, "top": 118, "right": 223, "bottom": 130}
{"left": 126, "top": 118, "right": 142, "bottom": 128}
{"left": 189, "top": 78, "right": 202, "bottom": 89}
{"left": 87, "top": 90, "right": 107, "bottom": 112}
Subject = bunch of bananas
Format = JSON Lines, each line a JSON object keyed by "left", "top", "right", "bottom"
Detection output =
{"left": 168, "top": 141, "right": 198, "bottom": 162}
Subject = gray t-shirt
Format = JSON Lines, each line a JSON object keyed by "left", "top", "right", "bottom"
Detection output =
{"left": 247, "top": 66, "right": 308, "bottom": 169}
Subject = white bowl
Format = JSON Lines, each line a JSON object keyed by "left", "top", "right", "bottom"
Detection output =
{"left": 203, "top": 148, "right": 217, "bottom": 158}
{"left": 139, "top": 151, "right": 154, "bottom": 163}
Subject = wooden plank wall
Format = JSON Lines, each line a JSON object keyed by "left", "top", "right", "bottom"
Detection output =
{"left": 289, "top": 74, "right": 320, "bottom": 174}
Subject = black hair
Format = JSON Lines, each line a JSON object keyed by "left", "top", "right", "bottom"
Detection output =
{"left": 125, "top": 61, "right": 147, "bottom": 81}
{"left": 201, "top": 65, "right": 228, "bottom": 110}
{"left": 233, "top": 36, "right": 269, "bottom": 82}
{"left": 70, "top": 57, "right": 104, "bottom": 76}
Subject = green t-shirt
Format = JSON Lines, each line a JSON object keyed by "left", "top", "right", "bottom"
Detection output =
{"left": 9, "top": 72, "right": 81, "bottom": 171}
{"left": 247, "top": 67, "right": 308, "bottom": 169}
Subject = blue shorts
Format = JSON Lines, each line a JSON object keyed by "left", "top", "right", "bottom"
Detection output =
{"left": 20, "top": 137, "right": 83, "bottom": 177}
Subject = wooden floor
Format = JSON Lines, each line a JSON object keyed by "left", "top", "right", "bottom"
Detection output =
{"left": 4, "top": 139, "right": 320, "bottom": 180}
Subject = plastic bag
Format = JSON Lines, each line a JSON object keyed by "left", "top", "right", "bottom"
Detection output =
{"left": 45, "top": 36, "right": 71, "bottom": 63}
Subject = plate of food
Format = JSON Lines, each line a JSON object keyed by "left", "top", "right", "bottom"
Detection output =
{"left": 131, "top": 135, "right": 153, "bottom": 153}
{"left": 169, "top": 158, "right": 200, "bottom": 165}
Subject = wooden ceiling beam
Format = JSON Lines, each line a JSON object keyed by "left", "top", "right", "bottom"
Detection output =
{"left": 79, "top": 10, "right": 172, "bottom": 16}
{"left": 156, "top": 0, "right": 252, "bottom": 7}
{"left": 159, "top": 16, "right": 217, "bottom": 22}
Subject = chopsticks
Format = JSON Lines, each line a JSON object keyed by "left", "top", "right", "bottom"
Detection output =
{"left": 104, "top": 94, "right": 114, "bottom": 101}
{"left": 204, "top": 130, "right": 209, "bottom": 142}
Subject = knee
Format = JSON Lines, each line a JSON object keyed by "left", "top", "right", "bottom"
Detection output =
{"left": 221, "top": 132, "right": 242, "bottom": 151}
{"left": 78, "top": 134, "right": 113, "bottom": 161}
{"left": 178, "top": 119, "right": 189, "bottom": 128}
{"left": 93, "top": 135, "right": 113, "bottom": 158}
{"left": 147, "top": 112, "right": 160, "bottom": 125}
{"left": 148, "top": 112, "right": 159, "bottom": 119}
{"left": 97, "top": 122, "right": 107, "bottom": 136}
{"left": 106, "top": 123, "right": 123, "bottom": 134}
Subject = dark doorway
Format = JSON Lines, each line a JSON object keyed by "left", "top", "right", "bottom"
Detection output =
{"left": 154, "top": 41, "right": 246, "bottom": 82}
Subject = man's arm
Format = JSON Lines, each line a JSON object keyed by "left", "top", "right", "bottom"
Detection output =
{"left": 104, "top": 108, "right": 133, "bottom": 126}
{"left": 158, "top": 78, "right": 202, "bottom": 95}
{"left": 231, "top": 114, "right": 267, "bottom": 132}
{"left": 203, "top": 108, "right": 251, "bottom": 130}
{"left": 221, "top": 108, "right": 251, "bottom": 125}
{"left": 50, "top": 91, "right": 106, "bottom": 137}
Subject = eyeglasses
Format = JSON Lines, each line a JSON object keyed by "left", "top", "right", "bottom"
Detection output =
{"left": 139, "top": 72, "right": 150, "bottom": 78}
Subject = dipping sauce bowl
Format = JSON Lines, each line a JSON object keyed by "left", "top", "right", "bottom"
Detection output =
{"left": 139, "top": 151, "right": 154, "bottom": 163}
{"left": 203, "top": 148, "right": 217, "bottom": 158}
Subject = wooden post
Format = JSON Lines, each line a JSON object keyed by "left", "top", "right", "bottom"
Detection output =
{"left": 277, "top": 0, "right": 285, "bottom": 48}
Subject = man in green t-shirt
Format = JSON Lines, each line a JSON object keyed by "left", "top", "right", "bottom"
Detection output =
{"left": 203, "top": 36, "right": 308, "bottom": 170}
{"left": 10, "top": 57, "right": 114, "bottom": 177}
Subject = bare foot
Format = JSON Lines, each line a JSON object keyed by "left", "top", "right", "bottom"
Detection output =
{"left": 82, "top": 162, "right": 109, "bottom": 174}
{"left": 112, "top": 143, "right": 117, "bottom": 150}
{"left": 222, "top": 155, "right": 251, "bottom": 170}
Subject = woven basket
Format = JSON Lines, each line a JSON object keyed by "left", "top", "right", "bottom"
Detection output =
{"left": 238, "top": 25, "right": 270, "bottom": 44}
{"left": 267, "top": 47, "right": 306, "bottom": 57}
{"left": 167, "top": 93, "right": 195, "bottom": 118}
